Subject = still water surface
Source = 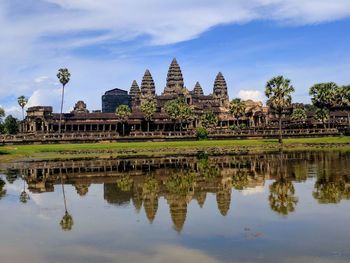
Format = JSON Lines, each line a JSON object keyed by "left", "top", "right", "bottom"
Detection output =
{"left": 0, "top": 151, "right": 350, "bottom": 263}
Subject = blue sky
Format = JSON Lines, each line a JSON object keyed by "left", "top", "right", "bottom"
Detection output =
{"left": 0, "top": 0, "right": 350, "bottom": 117}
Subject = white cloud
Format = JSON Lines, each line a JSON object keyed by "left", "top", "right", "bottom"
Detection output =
{"left": 238, "top": 89, "right": 263, "bottom": 101}
{"left": 34, "top": 76, "right": 50, "bottom": 83}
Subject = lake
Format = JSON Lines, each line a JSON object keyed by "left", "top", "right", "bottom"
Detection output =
{"left": 0, "top": 151, "right": 349, "bottom": 263}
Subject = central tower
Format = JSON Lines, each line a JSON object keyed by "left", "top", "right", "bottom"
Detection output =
{"left": 163, "top": 58, "right": 187, "bottom": 95}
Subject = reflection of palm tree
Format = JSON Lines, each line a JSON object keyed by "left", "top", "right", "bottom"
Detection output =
{"left": 269, "top": 179, "right": 298, "bottom": 216}
{"left": 232, "top": 170, "right": 249, "bottom": 190}
{"left": 59, "top": 172, "right": 73, "bottom": 231}
{"left": 313, "top": 170, "right": 346, "bottom": 204}
{"left": 19, "top": 177, "right": 30, "bottom": 203}
{"left": 268, "top": 152, "right": 298, "bottom": 216}
{"left": 0, "top": 178, "right": 6, "bottom": 199}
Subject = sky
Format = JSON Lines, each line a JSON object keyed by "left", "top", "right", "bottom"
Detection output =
{"left": 0, "top": 0, "right": 350, "bottom": 118}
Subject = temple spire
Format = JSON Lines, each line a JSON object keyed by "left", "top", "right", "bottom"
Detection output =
{"left": 141, "top": 69, "right": 156, "bottom": 100}
{"left": 193, "top": 81, "right": 204, "bottom": 96}
{"left": 163, "top": 58, "right": 185, "bottom": 95}
{"left": 130, "top": 80, "right": 141, "bottom": 108}
{"left": 213, "top": 72, "right": 229, "bottom": 107}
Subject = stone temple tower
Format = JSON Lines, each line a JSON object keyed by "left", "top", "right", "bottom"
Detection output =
{"left": 163, "top": 58, "right": 187, "bottom": 95}
{"left": 129, "top": 80, "right": 141, "bottom": 108}
{"left": 213, "top": 72, "right": 229, "bottom": 107}
{"left": 192, "top": 81, "right": 204, "bottom": 96}
{"left": 140, "top": 69, "right": 156, "bottom": 102}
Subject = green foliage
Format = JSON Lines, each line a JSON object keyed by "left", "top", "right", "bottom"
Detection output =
{"left": 265, "top": 76, "right": 295, "bottom": 113}
{"left": 269, "top": 178, "right": 298, "bottom": 216}
{"left": 164, "top": 97, "right": 193, "bottom": 129}
{"left": 115, "top": 105, "right": 131, "bottom": 122}
{"left": 229, "top": 98, "right": 246, "bottom": 121}
{"left": 315, "top": 108, "right": 329, "bottom": 124}
{"left": 200, "top": 110, "right": 218, "bottom": 129}
{"left": 142, "top": 177, "right": 159, "bottom": 196}
{"left": 140, "top": 100, "right": 156, "bottom": 121}
{"left": 165, "top": 172, "right": 194, "bottom": 195}
{"left": 17, "top": 96, "right": 28, "bottom": 109}
{"left": 239, "top": 123, "right": 246, "bottom": 129}
{"left": 60, "top": 211, "right": 74, "bottom": 231}
{"left": 3, "top": 115, "right": 19, "bottom": 134}
{"left": 196, "top": 126, "right": 208, "bottom": 140}
{"left": 291, "top": 108, "right": 307, "bottom": 122}
{"left": 57, "top": 68, "right": 71, "bottom": 86}
{"left": 309, "top": 82, "right": 337, "bottom": 110}
{"left": 0, "top": 178, "right": 6, "bottom": 199}
{"left": 116, "top": 176, "right": 134, "bottom": 192}
{"left": 265, "top": 75, "right": 295, "bottom": 143}
{"left": 232, "top": 171, "right": 249, "bottom": 190}
{"left": 197, "top": 155, "right": 220, "bottom": 179}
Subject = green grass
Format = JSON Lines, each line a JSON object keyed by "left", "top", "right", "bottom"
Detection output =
{"left": 1, "top": 137, "right": 350, "bottom": 162}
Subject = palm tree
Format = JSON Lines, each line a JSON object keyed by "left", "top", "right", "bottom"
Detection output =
{"left": 291, "top": 108, "right": 307, "bottom": 127}
{"left": 265, "top": 76, "right": 295, "bottom": 143}
{"left": 115, "top": 105, "right": 131, "bottom": 136}
{"left": 165, "top": 99, "right": 179, "bottom": 131}
{"left": 309, "top": 82, "right": 337, "bottom": 128}
{"left": 57, "top": 68, "right": 71, "bottom": 134}
{"left": 229, "top": 98, "right": 246, "bottom": 126}
{"left": 336, "top": 85, "right": 350, "bottom": 126}
{"left": 140, "top": 100, "right": 156, "bottom": 132}
{"left": 17, "top": 96, "right": 28, "bottom": 132}
{"left": 165, "top": 97, "right": 193, "bottom": 132}
{"left": 315, "top": 108, "right": 329, "bottom": 128}
{"left": 178, "top": 101, "right": 193, "bottom": 131}
{"left": 200, "top": 110, "right": 218, "bottom": 130}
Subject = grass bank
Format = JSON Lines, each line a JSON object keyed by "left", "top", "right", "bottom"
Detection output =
{"left": 1, "top": 137, "right": 350, "bottom": 162}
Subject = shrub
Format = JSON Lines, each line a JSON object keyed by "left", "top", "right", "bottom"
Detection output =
{"left": 196, "top": 126, "right": 208, "bottom": 140}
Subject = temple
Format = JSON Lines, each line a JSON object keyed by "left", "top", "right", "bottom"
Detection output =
{"left": 22, "top": 58, "right": 268, "bottom": 135}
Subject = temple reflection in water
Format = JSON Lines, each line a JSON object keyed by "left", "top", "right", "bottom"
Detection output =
{"left": 6, "top": 151, "right": 350, "bottom": 232}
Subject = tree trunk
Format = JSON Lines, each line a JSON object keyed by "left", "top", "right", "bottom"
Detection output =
{"left": 22, "top": 107, "right": 24, "bottom": 133}
{"left": 147, "top": 121, "right": 150, "bottom": 132}
{"left": 59, "top": 84, "right": 65, "bottom": 134}
{"left": 278, "top": 115, "right": 283, "bottom": 144}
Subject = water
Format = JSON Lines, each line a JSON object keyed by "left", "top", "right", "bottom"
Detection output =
{"left": 1, "top": 151, "right": 350, "bottom": 263}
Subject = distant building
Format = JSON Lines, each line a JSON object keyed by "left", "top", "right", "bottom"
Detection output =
{"left": 102, "top": 88, "right": 131, "bottom": 113}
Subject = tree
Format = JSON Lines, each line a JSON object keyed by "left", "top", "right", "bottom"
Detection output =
{"left": 265, "top": 76, "right": 295, "bottom": 143}
{"left": 309, "top": 82, "right": 337, "bottom": 128}
{"left": 0, "top": 107, "right": 4, "bottom": 134}
{"left": 17, "top": 95, "right": 28, "bottom": 133}
{"left": 115, "top": 105, "right": 131, "bottom": 136}
{"left": 57, "top": 68, "right": 71, "bottom": 134}
{"left": 17, "top": 95, "right": 28, "bottom": 120}
{"left": 3, "top": 115, "right": 19, "bottom": 134}
{"left": 315, "top": 108, "right": 329, "bottom": 128}
{"left": 165, "top": 97, "right": 193, "bottom": 131}
{"left": 229, "top": 98, "right": 246, "bottom": 126}
{"left": 200, "top": 110, "right": 218, "bottom": 130}
{"left": 291, "top": 108, "right": 307, "bottom": 126}
{"left": 335, "top": 85, "right": 350, "bottom": 126}
{"left": 140, "top": 100, "right": 156, "bottom": 132}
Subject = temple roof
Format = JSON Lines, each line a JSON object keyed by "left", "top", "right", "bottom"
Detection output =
{"left": 141, "top": 69, "right": 156, "bottom": 97}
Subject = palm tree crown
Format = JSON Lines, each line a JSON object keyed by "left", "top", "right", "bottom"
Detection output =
{"left": 57, "top": 68, "right": 71, "bottom": 87}
{"left": 265, "top": 76, "right": 295, "bottom": 113}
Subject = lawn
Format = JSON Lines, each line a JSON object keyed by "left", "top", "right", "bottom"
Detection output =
{"left": 1, "top": 137, "right": 350, "bottom": 162}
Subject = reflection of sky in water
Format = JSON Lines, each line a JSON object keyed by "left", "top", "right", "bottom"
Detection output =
{"left": 1, "top": 152, "right": 350, "bottom": 263}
